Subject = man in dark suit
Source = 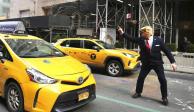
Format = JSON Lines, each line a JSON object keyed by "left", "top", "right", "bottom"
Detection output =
{"left": 118, "top": 26, "right": 177, "bottom": 105}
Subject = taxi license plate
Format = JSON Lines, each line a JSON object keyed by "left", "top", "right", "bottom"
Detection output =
{"left": 78, "top": 91, "right": 89, "bottom": 101}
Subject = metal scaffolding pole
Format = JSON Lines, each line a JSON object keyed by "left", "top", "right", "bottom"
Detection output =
{"left": 139, "top": 0, "right": 173, "bottom": 44}
{"left": 105, "top": 0, "right": 108, "bottom": 28}
{"left": 138, "top": 0, "right": 142, "bottom": 51}
{"left": 170, "top": 5, "right": 173, "bottom": 44}
{"left": 96, "top": 0, "right": 130, "bottom": 48}
{"left": 96, "top": 0, "right": 99, "bottom": 33}
{"left": 164, "top": 0, "right": 166, "bottom": 43}
{"left": 96, "top": 0, "right": 129, "bottom": 31}
{"left": 152, "top": 0, "right": 155, "bottom": 30}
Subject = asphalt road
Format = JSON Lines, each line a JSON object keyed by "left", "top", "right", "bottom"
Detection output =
{"left": 0, "top": 69, "right": 194, "bottom": 112}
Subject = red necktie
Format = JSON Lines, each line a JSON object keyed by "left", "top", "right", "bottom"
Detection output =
{"left": 146, "top": 40, "right": 150, "bottom": 53}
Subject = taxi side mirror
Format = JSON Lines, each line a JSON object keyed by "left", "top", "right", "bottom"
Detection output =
{"left": 0, "top": 52, "right": 5, "bottom": 63}
{"left": 0, "top": 52, "right": 3, "bottom": 59}
{"left": 93, "top": 46, "right": 101, "bottom": 52}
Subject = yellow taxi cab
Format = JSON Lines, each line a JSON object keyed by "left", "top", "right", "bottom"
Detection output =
{"left": 0, "top": 21, "right": 96, "bottom": 112}
{"left": 55, "top": 38, "right": 140, "bottom": 76}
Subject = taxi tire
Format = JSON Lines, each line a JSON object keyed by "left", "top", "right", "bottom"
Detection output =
{"left": 5, "top": 82, "right": 24, "bottom": 112}
{"left": 106, "top": 60, "right": 123, "bottom": 77}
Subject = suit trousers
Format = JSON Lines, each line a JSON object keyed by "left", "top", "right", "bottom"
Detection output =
{"left": 135, "top": 64, "right": 167, "bottom": 98}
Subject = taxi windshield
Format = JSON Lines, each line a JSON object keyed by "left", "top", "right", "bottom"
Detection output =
{"left": 95, "top": 41, "right": 115, "bottom": 49}
{"left": 5, "top": 39, "right": 65, "bottom": 58}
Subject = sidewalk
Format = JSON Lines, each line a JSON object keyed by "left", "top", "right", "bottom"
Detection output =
{"left": 164, "top": 65, "right": 194, "bottom": 74}
{"left": 163, "top": 53, "right": 194, "bottom": 74}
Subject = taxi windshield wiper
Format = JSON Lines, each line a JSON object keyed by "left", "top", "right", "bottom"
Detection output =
{"left": 20, "top": 55, "right": 40, "bottom": 58}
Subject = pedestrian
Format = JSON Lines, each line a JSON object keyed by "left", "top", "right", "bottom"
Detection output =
{"left": 118, "top": 26, "right": 177, "bottom": 105}
{"left": 182, "top": 37, "right": 190, "bottom": 52}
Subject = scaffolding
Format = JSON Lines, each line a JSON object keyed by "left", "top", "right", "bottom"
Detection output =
{"left": 96, "top": 0, "right": 135, "bottom": 48}
{"left": 139, "top": 0, "right": 174, "bottom": 44}
{"left": 96, "top": 0, "right": 132, "bottom": 31}
{"left": 96, "top": 0, "right": 174, "bottom": 47}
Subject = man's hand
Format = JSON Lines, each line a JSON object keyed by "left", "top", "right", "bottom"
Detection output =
{"left": 171, "top": 63, "right": 177, "bottom": 72}
{"left": 117, "top": 26, "right": 124, "bottom": 35}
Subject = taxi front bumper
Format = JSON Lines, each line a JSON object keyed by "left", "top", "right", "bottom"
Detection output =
{"left": 21, "top": 74, "right": 96, "bottom": 112}
{"left": 124, "top": 56, "right": 141, "bottom": 70}
{"left": 51, "top": 84, "right": 95, "bottom": 112}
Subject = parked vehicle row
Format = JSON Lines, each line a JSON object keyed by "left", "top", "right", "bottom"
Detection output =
{"left": 0, "top": 21, "right": 139, "bottom": 112}
{"left": 0, "top": 21, "right": 96, "bottom": 112}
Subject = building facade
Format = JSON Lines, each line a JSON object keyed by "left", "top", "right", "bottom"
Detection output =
{"left": 0, "top": 0, "right": 10, "bottom": 20}
{"left": 9, "top": 0, "right": 37, "bottom": 18}
{"left": 9, "top": 0, "right": 78, "bottom": 18}
{"left": 7, "top": 0, "right": 194, "bottom": 51}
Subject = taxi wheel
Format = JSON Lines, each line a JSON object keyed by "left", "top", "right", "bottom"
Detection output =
{"left": 106, "top": 60, "right": 123, "bottom": 77}
{"left": 5, "top": 82, "right": 24, "bottom": 112}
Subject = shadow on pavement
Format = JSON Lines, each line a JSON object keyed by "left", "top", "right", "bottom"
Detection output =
{"left": 0, "top": 97, "right": 6, "bottom": 106}
{"left": 0, "top": 97, "right": 7, "bottom": 111}
{"left": 90, "top": 66, "right": 140, "bottom": 77}
{"left": 140, "top": 96, "right": 163, "bottom": 105}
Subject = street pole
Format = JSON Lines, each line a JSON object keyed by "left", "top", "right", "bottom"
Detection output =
{"left": 96, "top": 0, "right": 98, "bottom": 33}
{"left": 50, "top": 3, "right": 54, "bottom": 43}
{"left": 50, "top": 27, "right": 53, "bottom": 43}
{"left": 105, "top": 0, "right": 108, "bottom": 28}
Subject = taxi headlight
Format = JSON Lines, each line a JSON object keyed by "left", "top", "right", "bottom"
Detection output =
{"left": 123, "top": 53, "right": 134, "bottom": 58}
{"left": 26, "top": 68, "right": 57, "bottom": 84}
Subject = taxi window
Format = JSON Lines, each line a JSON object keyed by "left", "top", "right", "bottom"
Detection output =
{"left": 69, "top": 40, "right": 83, "bottom": 48}
{"left": 5, "top": 39, "right": 65, "bottom": 58}
{"left": 95, "top": 40, "right": 115, "bottom": 49}
{"left": 0, "top": 40, "right": 13, "bottom": 61}
{"left": 84, "top": 40, "right": 97, "bottom": 49}
{"left": 61, "top": 40, "right": 70, "bottom": 47}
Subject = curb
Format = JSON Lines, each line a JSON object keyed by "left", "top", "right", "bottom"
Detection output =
{"left": 164, "top": 70, "right": 194, "bottom": 75}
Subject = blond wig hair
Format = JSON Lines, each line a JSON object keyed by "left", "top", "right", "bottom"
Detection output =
{"left": 140, "top": 26, "right": 154, "bottom": 36}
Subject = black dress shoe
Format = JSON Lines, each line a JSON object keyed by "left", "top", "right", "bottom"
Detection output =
{"left": 162, "top": 98, "right": 169, "bottom": 106}
{"left": 132, "top": 93, "right": 141, "bottom": 98}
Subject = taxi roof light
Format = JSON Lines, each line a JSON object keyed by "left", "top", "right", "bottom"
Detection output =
{"left": 0, "top": 21, "right": 26, "bottom": 35}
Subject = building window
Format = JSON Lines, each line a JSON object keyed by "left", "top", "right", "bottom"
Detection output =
{"left": 3, "top": 0, "right": 10, "bottom": 3}
{"left": 20, "top": 10, "right": 30, "bottom": 18}
{"left": 2, "top": 7, "right": 9, "bottom": 14}
{"left": 2, "top": 7, "right": 10, "bottom": 17}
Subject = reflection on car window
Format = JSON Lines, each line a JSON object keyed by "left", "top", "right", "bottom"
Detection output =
{"left": 84, "top": 41, "right": 97, "bottom": 49}
{"left": 0, "top": 40, "right": 12, "bottom": 61}
{"left": 95, "top": 41, "right": 115, "bottom": 49}
{"left": 5, "top": 39, "right": 65, "bottom": 58}
{"left": 61, "top": 40, "right": 70, "bottom": 47}
{"left": 69, "top": 40, "right": 82, "bottom": 48}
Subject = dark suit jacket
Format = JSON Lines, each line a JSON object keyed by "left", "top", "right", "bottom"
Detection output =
{"left": 123, "top": 33, "right": 175, "bottom": 65}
